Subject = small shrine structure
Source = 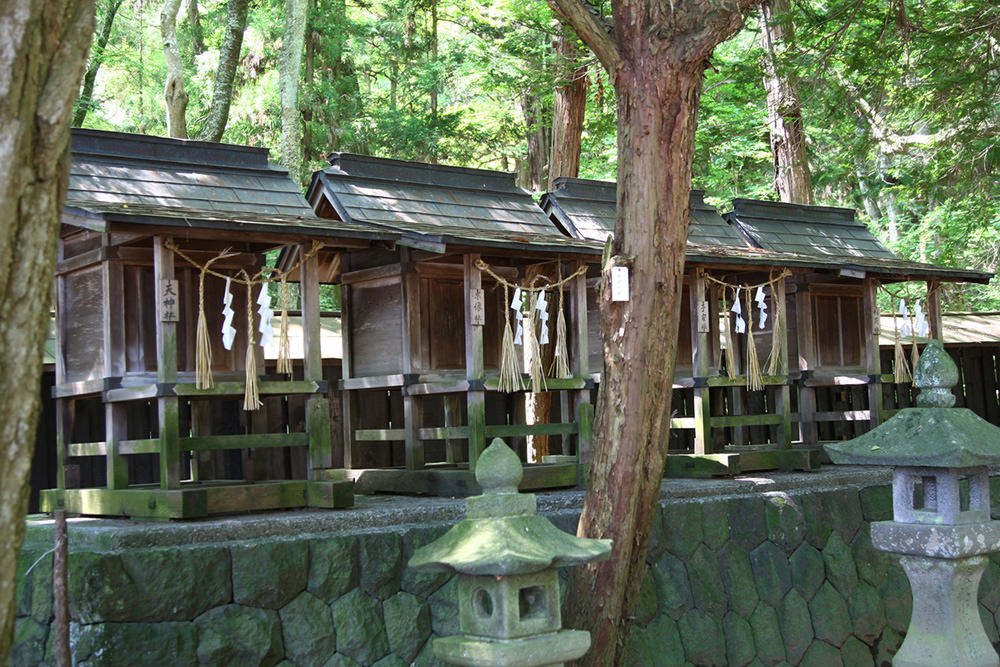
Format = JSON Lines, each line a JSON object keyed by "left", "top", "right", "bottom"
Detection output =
{"left": 41, "top": 129, "right": 392, "bottom": 518}
{"left": 541, "top": 178, "right": 990, "bottom": 476}
{"left": 308, "top": 154, "right": 603, "bottom": 495}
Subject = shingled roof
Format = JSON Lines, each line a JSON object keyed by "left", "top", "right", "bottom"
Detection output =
{"left": 308, "top": 154, "right": 601, "bottom": 254}
{"left": 66, "top": 129, "right": 391, "bottom": 241}
{"left": 539, "top": 177, "right": 748, "bottom": 247}
{"left": 725, "top": 199, "right": 895, "bottom": 259}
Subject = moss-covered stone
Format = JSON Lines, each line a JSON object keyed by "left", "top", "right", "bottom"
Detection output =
{"left": 232, "top": 539, "right": 308, "bottom": 609}
{"left": 723, "top": 611, "right": 756, "bottom": 667}
{"left": 410, "top": 635, "right": 438, "bottom": 667}
{"left": 840, "top": 635, "right": 875, "bottom": 667}
{"left": 687, "top": 544, "right": 727, "bottom": 618}
{"left": 11, "top": 617, "right": 48, "bottom": 666}
{"left": 800, "top": 640, "right": 843, "bottom": 667}
{"left": 879, "top": 564, "right": 912, "bottom": 634}
{"left": 808, "top": 582, "right": 850, "bottom": 647}
{"left": 874, "top": 626, "right": 904, "bottom": 666}
{"left": 777, "top": 589, "right": 813, "bottom": 664}
{"left": 16, "top": 547, "right": 53, "bottom": 624}
{"left": 360, "top": 532, "right": 404, "bottom": 601}
{"left": 634, "top": 568, "right": 659, "bottom": 627}
{"left": 763, "top": 493, "right": 805, "bottom": 554}
{"left": 309, "top": 535, "right": 360, "bottom": 604}
{"left": 371, "top": 655, "right": 408, "bottom": 667}
{"left": 332, "top": 588, "right": 390, "bottom": 665}
{"left": 322, "top": 654, "right": 361, "bottom": 667}
{"left": 749, "top": 603, "right": 785, "bottom": 666}
{"left": 798, "top": 493, "right": 832, "bottom": 550}
{"left": 653, "top": 551, "right": 694, "bottom": 620}
{"left": 858, "top": 484, "right": 893, "bottom": 522}
{"left": 726, "top": 496, "right": 767, "bottom": 551}
{"left": 195, "top": 604, "right": 284, "bottom": 666}
{"left": 701, "top": 500, "right": 730, "bottom": 551}
{"left": 279, "top": 591, "right": 336, "bottom": 665}
{"left": 979, "top": 560, "right": 1000, "bottom": 612}
{"left": 848, "top": 581, "right": 886, "bottom": 645}
{"left": 789, "top": 543, "right": 825, "bottom": 600}
{"left": 72, "top": 622, "right": 199, "bottom": 667}
{"left": 677, "top": 608, "right": 725, "bottom": 666}
{"left": 823, "top": 489, "right": 864, "bottom": 544}
{"left": 428, "top": 575, "right": 460, "bottom": 638}
{"left": 623, "top": 613, "right": 684, "bottom": 667}
{"left": 717, "top": 542, "right": 758, "bottom": 620}
{"left": 851, "top": 530, "right": 890, "bottom": 589}
{"left": 646, "top": 506, "right": 668, "bottom": 563}
{"left": 980, "top": 604, "right": 999, "bottom": 645}
{"left": 70, "top": 547, "right": 231, "bottom": 623}
{"left": 749, "top": 542, "right": 792, "bottom": 608}
{"left": 822, "top": 532, "right": 859, "bottom": 598}
{"left": 383, "top": 591, "right": 431, "bottom": 664}
{"left": 400, "top": 525, "right": 451, "bottom": 599}
{"left": 663, "top": 501, "right": 704, "bottom": 560}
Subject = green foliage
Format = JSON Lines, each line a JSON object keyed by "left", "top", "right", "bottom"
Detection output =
{"left": 77, "top": 0, "right": 1000, "bottom": 309}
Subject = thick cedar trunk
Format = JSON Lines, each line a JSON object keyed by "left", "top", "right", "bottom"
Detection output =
{"left": 280, "top": 0, "right": 308, "bottom": 184}
{"left": 548, "top": 34, "right": 588, "bottom": 191}
{"left": 519, "top": 92, "right": 551, "bottom": 192}
{"left": 759, "top": 0, "right": 812, "bottom": 203}
{"left": 200, "top": 0, "right": 250, "bottom": 142}
{"left": 0, "top": 0, "right": 93, "bottom": 661}
{"left": 160, "top": 0, "right": 189, "bottom": 138}
{"left": 73, "top": 0, "right": 124, "bottom": 127}
{"left": 546, "top": 0, "right": 748, "bottom": 663}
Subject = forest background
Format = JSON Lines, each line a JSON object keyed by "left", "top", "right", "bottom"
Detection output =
{"left": 74, "top": 0, "right": 1000, "bottom": 309}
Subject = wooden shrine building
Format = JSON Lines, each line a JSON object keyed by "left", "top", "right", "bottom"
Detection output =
{"left": 41, "top": 130, "right": 395, "bottom": 518}
{"left": 542, "top": 178, "right": 991, "bottom": 476}
{"left": 307, "top": 154, "right": 602, "bottom": 495}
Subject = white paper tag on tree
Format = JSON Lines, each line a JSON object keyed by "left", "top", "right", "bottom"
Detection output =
{"left": 611, "top": 266, "right": 629, "bottom": 302}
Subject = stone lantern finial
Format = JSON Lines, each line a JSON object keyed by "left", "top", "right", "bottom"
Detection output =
{"left": 913, "top": 338, "right": 958, "bottom": 408}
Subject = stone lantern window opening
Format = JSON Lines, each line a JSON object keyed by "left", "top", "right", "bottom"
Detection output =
{"left": 893, "top": 466, "right": 990, "bottom": 525}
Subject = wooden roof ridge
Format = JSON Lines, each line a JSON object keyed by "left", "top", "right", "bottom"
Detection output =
{"left": 325, "top": 152, "right": 526, "bottom": 195}
{"left": 546, "top": 176, "right": 715, "bottom": 212}
{"left": 71, "top": 128, "right": 276, "bottom": 173}
{"left": 727, "top": 198, "right": 863, "bottom": 227}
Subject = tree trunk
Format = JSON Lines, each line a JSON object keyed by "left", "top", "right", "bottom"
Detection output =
{"left": 759, "top": 0, "right": 812, "bottom": 203}
{"left": 520, "top": 91, "right": 551, "bottom": 192}
{"left": 545, "top": 0, "right": 748, "bottom": 663}
{"left": 73, "top": 0, "right": 124, "bottom": 127}
{"left": 160, "top": 0, "right": 189, "bottom": 138}
{"left": 200, "top": 0, "right": 250, "bottom": 142}
{"left": 548, "top": 33, "right": 588, "bottom": 191}
{"left": 280, "top": 0, "right": 308, "bottom": 184}
{"left": 0, "top": 0, "right": 93, "bottom": 661}
{"left": 188, "top": 0, "right": 205, "bottom": 55}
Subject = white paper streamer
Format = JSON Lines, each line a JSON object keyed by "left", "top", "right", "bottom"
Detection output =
{"left": 759, "top": 310, "right": 768, "bottom": 330}
{"left": 899, "top": 299, "right": 911, "bottom": 338}
{"left": 731, "top": 293, "right": 746, "bottom": 334}
{"left": 915, "top": 301, "right": 929, "bottom": 337}
{"left": 510, "top": 287, "right": 522, "bottom": 310}
{"left": 221, "top": 277, "right": 236, "bottom": 350}
{"left": 540, "top": 323, "right": 549, "bottom": 345}
{"left": 514, "top": 323, "right": 523, "bottom": 345}
{"left": 257, "top": 285, "right": 275, "bottom": 347}
{"left": 535, "top": 290, "right": 547, "bottom": 312}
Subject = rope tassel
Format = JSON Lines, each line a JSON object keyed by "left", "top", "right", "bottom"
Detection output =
{"left": 745, "top": 288, "right": 764, "bottom": 391}
{"left": 195, "top": 250, "right": 237, "bottom": 389}
{"left": 242, "top": 273, "right": 262, "bottom": 410}
{"left": 722, "top": 288, "right": 738, "bottom": 379}
{"left": 765, "top": 285, "right": 784, "bottom": 376}
{"left": 276, "top": 277, "right": 293, "bottom": 375}
{"left": 497, "top": 283, "right": 523, "bottom": 393}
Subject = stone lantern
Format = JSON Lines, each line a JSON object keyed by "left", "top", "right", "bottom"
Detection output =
{"left": 409, "top": 438, "right": 612, "bottom": 667}
{"left": 825, "top": 340, "right": 1000, "bottom": 667}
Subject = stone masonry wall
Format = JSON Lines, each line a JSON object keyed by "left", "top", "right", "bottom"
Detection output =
{"left": 13, "top": 480, "right": 1000, "bottom": 666}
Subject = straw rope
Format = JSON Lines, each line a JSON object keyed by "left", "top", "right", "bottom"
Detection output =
{"left": 721, "top": 288, "right": 739, "bottom": 380}
{"left": 744, "top": 288, "right": 764, "bottom": 391}
{"left": 195, "top": 249, "right": 238, "bottom": 389}
{"left": 239, "top": 270, "right": 262, "bottom": 410}
{"left": 497, "top": 282, "right": 523, "bottom": 393}
{"left": 553, "top": 264, "right": 571, "bottom": 379}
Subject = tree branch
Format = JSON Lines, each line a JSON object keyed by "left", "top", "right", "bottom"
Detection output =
{"left": 545, "top": 0, "right": 619, "bottom": 74}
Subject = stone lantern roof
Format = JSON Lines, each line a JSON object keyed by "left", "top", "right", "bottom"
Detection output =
{"left": 824, "top": 340, "right": 1000, "bottom": 468}
{"left": 409, "top": 438, "right": 611, "bottom": 576}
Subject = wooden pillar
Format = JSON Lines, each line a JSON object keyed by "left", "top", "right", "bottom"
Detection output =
{"left": 103, "top": 255, "right": 129, "bottom": 489}
{"left": 301, "top": 245, "right": 332, "bottom": 473}
{"left": 154, "top": 236, "right": 181, "bottom": 488}
{"left": 690, "top": 269, "right": 711, "bottom": 455}
{"left": 774, "top": 277, "right": 793, "bottom": 448}
{"left": 795, "top": 279, "right": 818, "bottom": 444}
{"left": 569, "top": 260, "right": 592, "bottom": 467}
{"left": 927, "top": 279, "right": 943, "bottom": 341}
{"left": 401, "top": 250, "right": 424, "bottom": 470}
{"left": 864, "top": 278, "right": 884, "bottom": 429}
{"left": 443, "top": 395, "right": 462, "bottom": 463}
{"left": 465, "top": 254, "right": 486, "bottom": 471}
{"left": 340, "top": 276, "right": 357, "bottom": 470}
